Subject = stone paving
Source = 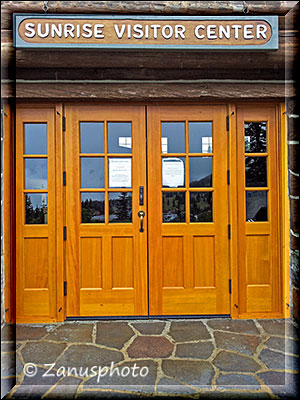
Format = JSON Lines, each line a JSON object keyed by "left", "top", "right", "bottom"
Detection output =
{"left": 1, "top": 318, "right": 299, "bottom": 399}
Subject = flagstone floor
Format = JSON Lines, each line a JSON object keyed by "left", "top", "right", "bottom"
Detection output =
{"left": 1, "top": 318, "right": 299, "bottom": 399}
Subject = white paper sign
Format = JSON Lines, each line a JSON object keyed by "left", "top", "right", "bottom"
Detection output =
{"left": 162, "top": 158, "right": 184, "bottom": 187}
{"left": 109, "top": 158, "right": 132, "bottom": 188}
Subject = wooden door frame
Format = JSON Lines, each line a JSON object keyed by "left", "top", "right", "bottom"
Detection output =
{"left": 4, "top": 101, "right": 289, "bottom": 322}
{"left": 228, "top": 103, "right": 290, "bottom": 319}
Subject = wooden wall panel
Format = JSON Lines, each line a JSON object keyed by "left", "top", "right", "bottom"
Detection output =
{"left": 246, "top": 235, "right": 270, "bottom": 285}
{"left": 162, "top": 237, "right": 184, "bottom": 288}
{"left": 193, "top": 236, "right": 215, "bottom": 287}
{"left": 246, "top": 285, "right": 272, "bottom": 312}
{"left": 112, "top": 237, "right": 134, "bottom": 289}
{"left": 80, "top": 237, "right": 102, "bottom": 289}
{"left": 23, "top": 290, "right": 50, "bottom": 316}
{"left": 24, "top": 238, "right": 48, "bottom": 288}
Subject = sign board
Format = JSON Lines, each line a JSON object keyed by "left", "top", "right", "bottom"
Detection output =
{"left": 13, "top": 14, "right": 278, "bottom": 50}
{"left": 162, "top": 158, "right": 185, "bottom": 188}
{"left": 109, "top": 158, "right": 132, "bottom": 188}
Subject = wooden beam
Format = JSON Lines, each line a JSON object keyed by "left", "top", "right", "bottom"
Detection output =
{"left": 15, "top": 67, "right": 287, "bottom": 81}
{"left": 11, "top": 34, "right": 296, "bottom": 70}
{"left": 1, "top": 1, "right": 295, "bottom": 21}
{"left": 14, "top": 81, "right": 295, "bottom": 100}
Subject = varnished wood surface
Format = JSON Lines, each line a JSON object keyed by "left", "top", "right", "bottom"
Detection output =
{"left": 16, "top": 107, "right": 58, "bottom": 322}
{"left": 65, "top": 105, "right": 148, "bottom": 316}
{"left": 10, "top": 102, "right": 289, "bottom": 321}
{"left": 236, "top": 106, "right": 282, "bottom": 317}
{"left": 147, "top": 105, "right": 230, "bottom": 315}
{"left": 279, "top": 103, "right": 290, "bottom": 318}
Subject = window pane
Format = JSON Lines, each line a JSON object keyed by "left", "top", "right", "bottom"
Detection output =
{"left": 25, "top": 193, "right": 48, "bottom": 224}
{"left": 189, "top": 122, "right": 213, "bottom": 153}
{"left": 190, "top": 192, "right": 213, "bottom": 222}
{"left": 189, "top": 157, "right": 212, "bottom": 187}
{"left": 162, "top": 157, "right": 185, "bottom": 188}
{"left": 109, "top": 192, "right": 132, "bottom": 223}
{"left": 244, "top": 122, "right": 267, "bottom": 153}
{"left": 80, "top": 122, "right": 104, "bottom": 153}
{"left": 24, "top": 123, "right": 47, "bottom": 155}
{"left": 108, "top": 122, "right": 132, "bottom": 153}
{"left": 161, "top": 122, "right": 185, "bottom": 153}
{"left": 245, "top": 157, "right": 267, "bottom": 187}
{"left": 162, "top": 192, "right": 185, "bottom": 223}
{"left": 81, "top": 157, "right": 104, "bottom": 188}
{"left": 81, "top": 192, "right": 105, "bottom": 223}
{"left": 25, "top": 158, "right": 47, "bottom": 189}
{"left": 109, "top": 158, "right": 132, "bottom": 188}
{"left": 246, "top": 191, "right": 268, "bottom": 221}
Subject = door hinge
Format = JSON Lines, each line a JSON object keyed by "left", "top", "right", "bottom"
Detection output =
{"left": 227, "top": 170, "right": 230, "bottom": 185}
{"left": 226, "top": 115, "right": 230, "bottom": 131}
{"left": 63, "top": 226, "right": 67, "bottom": 241}
{"left": 228, "top": 224, "right": 231, "bottom": 240}
{"left": 64, "top": 281, "right": 67, "bottom": 296}
{"left": 63, "top": 171, "right": 66, "bottom": 186}
{"left": 229, "top": 279, "right": 232, "bottom": 294}
{"left": 62, "top": 116, "right": 66, "bottom": 132}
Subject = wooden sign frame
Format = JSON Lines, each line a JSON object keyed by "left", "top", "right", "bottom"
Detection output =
{"left": 13, "top": 14, "right": 278, "bottom": 50}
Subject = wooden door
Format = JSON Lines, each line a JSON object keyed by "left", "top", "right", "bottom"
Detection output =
{"left": 236, "top": 106, "right": 281, "bottom": 317}
{"left": 147, "top": 105, "right": 230, "bottom": 315}
{"left": 65, "top": 105, "right": 147, "bottom": 316}
{"left": 16, "top": 108, "right": 57, "bottom": 322}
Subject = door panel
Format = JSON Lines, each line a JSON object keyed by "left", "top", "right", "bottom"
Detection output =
{"left": 147, "top": 106, "right": 230, "bottom": 315}
{"left": 16, "top": 108, "right": 57, "bottom": 322}
{"left": 65, "top": 106, "right": 147, "bottom": 316}
{"left": 236, "top": 107, "right": 281, "bottom": 316}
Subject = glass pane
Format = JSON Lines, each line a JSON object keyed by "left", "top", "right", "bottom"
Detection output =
{"left": 246, "top": 191, "right": 268, "bottom": 221}
{"left": 162, "top": 157, "right": 185, "bottom": 188}
{"left": 81, "top": 192, "right": 105, "bottom": 223}
{"left": 80, "top": 122, "right": 104, "bottom": 154}
{"left": 81, "top": 157, "right": 104, "bottom": 188}
{"left": 162, "top": 192, "right": 185, "bottom": 223}
{"left": 245, "top": 157, "right": 267, "bottom": 187}
{"left": 190, "top": 192, "right": 213, "bottom": 222}
{"left": 244, "top": 122, "right": 267, "bottom": 153}
{"left": 109, "top": 158, "right": 132, "bottom": 188}
{"left": 25, "top": 158, "right": 47, "bottom": 189}
{"left": 161, "top": 122, "right": 185, "bottom": 153}
{"left": 189, "top": 122, "right": 213, "bottom": 153}
{"left": 25, "top": 193, "right": 48, "bottom": 224}
{"left": 108, "top": 122, "right": 132, "bottom": 153}
{"left": 189, "top": 157, "right": 212, "bottom": 187}
{"left": 24, "top": 123, "right": 47, "bottom": 155}
{"left": 109, "top": 192, "right": 132, "bottom": 223}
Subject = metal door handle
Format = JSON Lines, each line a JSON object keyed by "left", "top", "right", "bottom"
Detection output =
{"left": 137, "top": 211, "right": 145, "bottom": 233}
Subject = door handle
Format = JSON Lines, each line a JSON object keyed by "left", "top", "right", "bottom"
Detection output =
{"left": 137, "top": 211, "right": 145, "bottom": 233}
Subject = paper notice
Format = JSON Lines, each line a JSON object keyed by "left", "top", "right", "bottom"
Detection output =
{"left": 162, "top": 158, "right": 184, "bottom": 187}
{"left": 109, "top": 158, "right": 132, "bottom": 188}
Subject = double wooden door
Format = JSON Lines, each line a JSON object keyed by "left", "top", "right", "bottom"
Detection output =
{"left": 65, "top": 105, "right": 229, "bottom": 316}
{"left": 15, "top": 103, "right": 282, "bottom": 321}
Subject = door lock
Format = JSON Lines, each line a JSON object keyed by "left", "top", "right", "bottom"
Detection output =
{"left": 139, "top": 186, "right": 144, "bottom": 205}
{"left": 137, "top": 211, "right": 145, "bottom": 233}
